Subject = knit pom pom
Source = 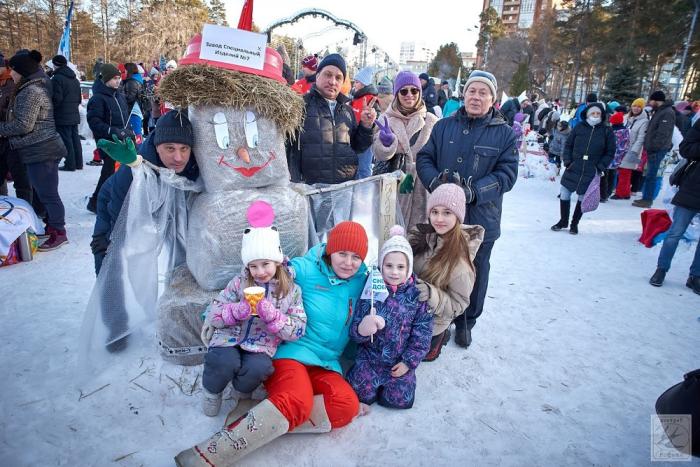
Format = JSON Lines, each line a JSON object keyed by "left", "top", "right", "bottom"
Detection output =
{"left": 246, "top": 200, "right": 275, "bottom": 228}
{"left": 389, "top": 225, "right": 405, "bottom": 237}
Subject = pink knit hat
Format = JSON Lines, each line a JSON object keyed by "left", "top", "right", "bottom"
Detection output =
{"left": 426, "top": 183, "right": 466, "bottom": 224}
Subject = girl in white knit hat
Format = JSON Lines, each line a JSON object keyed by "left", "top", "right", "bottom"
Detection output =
{"left": 199, "top": 200, "right": 306, "bottom": 416}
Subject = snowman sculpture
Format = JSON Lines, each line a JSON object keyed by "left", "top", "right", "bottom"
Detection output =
{"left": 154, "top": 29, "right": 307, "bottom": 363}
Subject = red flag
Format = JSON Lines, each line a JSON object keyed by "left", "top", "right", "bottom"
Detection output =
{"left": 237, "top": 0, "right": 253, "bottom": 30}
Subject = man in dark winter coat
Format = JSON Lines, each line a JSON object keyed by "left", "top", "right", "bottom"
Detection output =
{"left": 649, "top": 118, "right": 700, "bottom": 294}
{"left": 119, "top": 62, "right": 143, "bottom": 114}
{"left": 91, "top": 110, "right": 198, "bottom": 352}
{"left": 86, "top": 63, "right": 132, "bottom": 213}
{"left": 551, "top": 102, "right": 614, "bottom": 234}
{"left": 288, "top": 54, "right": 375, "bottom": 185}
{"left": 633, "top": 90, "right": 676, "bottom": 208}
{"left": 0, "top": 53, "right": 33, "bottom": 202}
{"left": 50, "top": 55, "right": 83, "bottom": 171}
{"left": 419, "top": 73, "right": 438, "bottom": 115}
{"left": 499, "top": 97, "right": 521, "bottom": 126}
{"left": 437, "top": 81, "right": 451, "bottom": 109}
{"left": 417, "top": 70, "right": 518, "bottom": 349}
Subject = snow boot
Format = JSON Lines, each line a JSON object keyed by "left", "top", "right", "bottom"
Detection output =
{"left": 551, "top": 200, "right": 570, "bottom": 231}
{"left": 454, "top": 326, "right": 472, "bottom": 348}
{"left": 202, "top": 388, "right": 223, "bottom": 417}
{"left": 649, "top": 268, "right": 666, "bottom": 287}
{"left": 86, "top": 196, "right": 97, "bottom": 213}
{"left": 423, "top": 328, "right": 450, "bottom": 362}
{"left": 289, "top": 395, "right": 332, "bottom": 434}
{"left": 175, "top": 399, "right": 289, "bottom": 467}
{"left": 569, "top": 201, "right": 582, "bottom": 235}
{"left": 38, "top": 227, "right": 68, "bottom": 251}
{"left": 686, "top": 276, "right": 700, "bottom": 295}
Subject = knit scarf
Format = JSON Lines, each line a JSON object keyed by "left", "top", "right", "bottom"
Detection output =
{"left": 392, "top": 96, "right": 425, "bottom": 117}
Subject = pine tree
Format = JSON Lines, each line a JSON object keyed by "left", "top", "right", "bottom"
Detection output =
{"left": 602, "top": 65, "right": 638, "bottom": 103}
{"left": 428, "top": 43, "right": 462, "bottom": 80}
{"left": 208, "top": 0, "right": 227, "bottom": 26}
{"left": 510, "top": 62, "right": 529, "bottom": 95}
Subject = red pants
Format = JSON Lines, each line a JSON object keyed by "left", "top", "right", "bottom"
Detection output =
{"left": 616, "top": 168, "right": 632, "bottom": 198}
{"left": 264, "top": 359, "right": 359, "bottom": 431}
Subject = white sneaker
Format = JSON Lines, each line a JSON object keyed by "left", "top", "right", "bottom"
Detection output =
{"left": 202, "top": 389, "right": 222, "bottom": 417}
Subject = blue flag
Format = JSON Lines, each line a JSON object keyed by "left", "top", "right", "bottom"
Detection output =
{"left": 57, "top": 0, "right": 74, "bottom": 61}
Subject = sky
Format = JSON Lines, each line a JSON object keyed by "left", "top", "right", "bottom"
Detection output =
{"left": 222, "top": 0, "right": 483, "bottom": 64}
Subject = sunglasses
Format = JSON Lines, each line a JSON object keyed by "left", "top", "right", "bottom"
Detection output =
{"left": 399, "top": 87, "right": 419, "bottom": 96}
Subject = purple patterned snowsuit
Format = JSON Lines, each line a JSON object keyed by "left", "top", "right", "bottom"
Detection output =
{"left": 347, "top": 275, "right": 432, "bottom": 409}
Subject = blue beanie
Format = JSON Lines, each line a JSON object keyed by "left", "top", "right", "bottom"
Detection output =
{"left": 317, "top": 54, "right": 347, "bottom": 79}
{"left": 153, "top": 110, "right": 194, "bottom": 147}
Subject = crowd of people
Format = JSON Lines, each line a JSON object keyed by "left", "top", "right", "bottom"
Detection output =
{"left": 1, "top": 41, "right": 699, "bottom": 463}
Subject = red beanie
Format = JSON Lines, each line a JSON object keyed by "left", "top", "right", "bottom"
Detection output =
{"left": 325, "top": 221, "right": 368, "bottom": 260}
{"left": 610, "top": 112, "right": 624, "bottom": 125}
{"left": 302, "top": 54, "right": 318, "bottom": 71}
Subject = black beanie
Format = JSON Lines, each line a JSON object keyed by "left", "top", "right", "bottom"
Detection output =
{"left": 100, "top": 63, "right": 120, "bottom": 83}
{"left": 317, "top": 53, "right": 347, "bottom": 79}
{"left": 153, "top": 111, "right": 194, "bottom": 147}
{"left": 649, "top": 90, "right": 666, "bottom": 102}
{"left": 52, "top": 54, "right": 67, "bottom": 67}
{"left": 586, "top": 92, "right": 598, "bottom": 103}
{"left": 8, "top": 53, "right": 40, "bottom": 77}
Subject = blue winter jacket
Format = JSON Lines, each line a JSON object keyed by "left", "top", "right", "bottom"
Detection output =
{"left": 416, "top": 107, "right": 519, "bottom": 243}
{"left": 274, "top": 243, "right": 368, "bottom": 374}
{"left": 93, "top": 131, "right": 199, "bottom": 239}
{"left": 349, "top": 274, "right": 432, "bottom": 370}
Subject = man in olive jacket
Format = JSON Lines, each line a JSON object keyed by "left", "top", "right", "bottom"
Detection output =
{"left": 417, "top": 70, "right": 518, "bottom": 349}
{"left": 288, "top": 54, "right": 376, "bottom": 185}
{"left": 634, "top": 90, "right": 676, "bottom": 208}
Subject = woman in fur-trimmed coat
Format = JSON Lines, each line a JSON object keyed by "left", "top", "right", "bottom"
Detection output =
{"left": 373, "top": 71, "right": 438, "bottom": 230}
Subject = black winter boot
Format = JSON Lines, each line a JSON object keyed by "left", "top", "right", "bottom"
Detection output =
{"left": 551, "top": 200, "right": 571, "bottom": 231}
{"left": 649, "top": 268, "right": 666, "bottom": 287}
{"left": 686, "top": 275, "right": 700, "bottom": 295}
{"left": 569, "top": 201, "right": 582, "bottom": 235}
{"left": 454, "top": 327, "right": 472, "bottom": 348}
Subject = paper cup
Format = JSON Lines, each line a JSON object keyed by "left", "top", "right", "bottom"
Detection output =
{"left": 243, "top": 286, "right": 265, "bottom": 316}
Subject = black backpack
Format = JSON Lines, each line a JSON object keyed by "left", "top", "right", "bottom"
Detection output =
{"left": 655, "top": 369, "right": 700, "bottom": 458}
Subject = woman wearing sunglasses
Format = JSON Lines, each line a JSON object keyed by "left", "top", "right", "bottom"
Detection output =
{"left": 373, "top": 71, "right": 438, "bottom": 229}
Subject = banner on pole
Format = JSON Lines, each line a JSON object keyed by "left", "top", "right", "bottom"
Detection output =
{"left": 57, "top": 0, "right": 74, "bottom": 61}
{"left": 360, "top": 266, "right": 388, "bottom": 302}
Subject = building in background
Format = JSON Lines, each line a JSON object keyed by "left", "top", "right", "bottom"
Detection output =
{"left": 482, "top": 0, "right": 563, "bottom": 34}
{"left": 399, "top": 41, "right": 434, "bottom": 66}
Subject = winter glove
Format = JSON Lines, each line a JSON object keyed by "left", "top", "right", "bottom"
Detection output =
{"left": 256, "top": 298, "right": 289, "bottom": 334}
{"left": 458, "top": 174, "right": 476, "bottom": 205}
{"left": 97, "top": 134, "right": 142, "bottom": 167}
{"left": 358, "top": 313, "right": 386, "bottom": 337}
{"left": 399, "top": 173, "right": 414, "bottom": 194}
{"left": 375, "top": 116, "right": 395, "bottom": 147}
{"left": 210, "top": 301, "right": 251, "bottom": 327}
{"left": 428, "top": 176, "right": 443, "bottom": 192}
{"left": 416, "top": 281, "right": 431, "bottom": 302}
{"left": 90, "top": 234, "right": 110, "bottom": 256}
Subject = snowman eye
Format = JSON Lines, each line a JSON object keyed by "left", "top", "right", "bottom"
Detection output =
{"left": 213, "top": 112, "right": 230, "bottom": 150}
{"left": 245, "top": 111, "right": 259, "bottom": 149}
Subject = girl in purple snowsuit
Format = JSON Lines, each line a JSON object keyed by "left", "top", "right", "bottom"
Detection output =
{"left": 347, "top": 226, "right": 433, "bottom": 410}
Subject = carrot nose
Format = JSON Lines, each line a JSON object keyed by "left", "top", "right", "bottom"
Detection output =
{"left": 237, "top": 146, "right": 250, "bottom": 164}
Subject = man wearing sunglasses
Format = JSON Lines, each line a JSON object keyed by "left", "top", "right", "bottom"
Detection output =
{"left": 417, "top": 69, "right": 518, "bottom": 349}
{"left": 288, "top": 53, "right": 376, "bottom": 185}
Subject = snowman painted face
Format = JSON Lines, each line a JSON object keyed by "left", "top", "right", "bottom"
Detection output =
{"left": 189, "top": 105, "right": 289, "bottom": 191}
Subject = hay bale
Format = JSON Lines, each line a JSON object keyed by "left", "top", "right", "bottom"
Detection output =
{"left": 158, "top": 64, "right": 304, "bottom": 138}
{"left": 187, "top": 186, "right": 309, "bottom": 290}
{"left": 157, "top": 264, "right": 219, "bottom": 365}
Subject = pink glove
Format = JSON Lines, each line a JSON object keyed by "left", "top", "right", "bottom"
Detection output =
{"left": 212, "top": 301, "right": 251, "bottom": 327}
{"left": 358, "top": 314, "right": 386, "bottom": 337}
{"left": 375, "top": 116, "right": 395, "bottom": 147}
{"left": 256, "top": 298, "right": 288, "bottom": 334}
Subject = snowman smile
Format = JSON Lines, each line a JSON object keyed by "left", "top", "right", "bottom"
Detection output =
{"left": 217, "top": 151, "right": 276, "bottom": 177}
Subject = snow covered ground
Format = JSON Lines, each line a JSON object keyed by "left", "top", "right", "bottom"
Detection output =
{"left": 1, "top": 140, "right": 698, "bottom": 466}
